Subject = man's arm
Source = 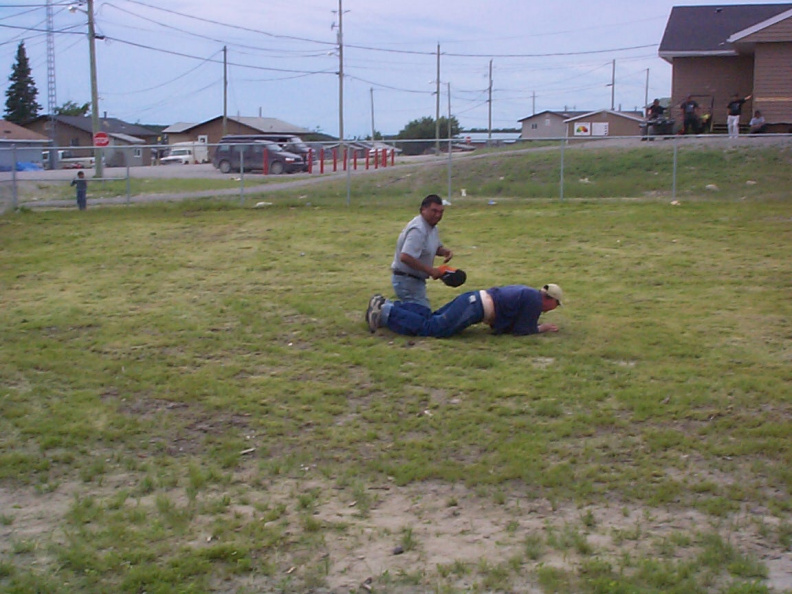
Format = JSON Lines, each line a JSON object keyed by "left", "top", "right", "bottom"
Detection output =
{"left": 399, "top": 253, "right": 442, "bottom": 279}
{"left": 436, "top": 246, "right": 453, "bottom": 263}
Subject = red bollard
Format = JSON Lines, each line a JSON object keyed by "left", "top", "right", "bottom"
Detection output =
{"left": 320, "top": 147, "right": 325, "bottom": 174}
{"left": 391, "top": 148, "right": 395, "bottom": 166}
{"left": 381, "top": 148, "right": 387, "bottom": 168}
{"left": 307, "top": 148, "right": 313, "bottom": 173}
{"left": 373, "top": 149, "right": 379, "bottom": 169}
{"left": 263, "top": 149, "right": 269, "bottom": 175}
{"left": 343, "top": 147, "right": 348, "bottom": 171}
{"left": 332, "top": 147, "right": 337, "bottom": 172}
{"left": 353, "top": 149, "right": 358, "bottom": 170}
{"left": 365, "top": 149, "right": 370, "bottom": 170}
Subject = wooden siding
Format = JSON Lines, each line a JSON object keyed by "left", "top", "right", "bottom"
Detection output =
{"left": 671, "top": 56, "right": 754, "bottom": 126}
{"left": 520, "top": 113, "right": 567, "bottom": 139}
{"left": 25, "top": 120, "right": 94, "bottom": 157}
{"left": 738, "top": 14, "right": 792, "bottom": 42}
{"left": 753, "top": 43, "right": 792, "bottom": 125}
{"left": 565, "top": 112, "right": 642, "bottom": 139}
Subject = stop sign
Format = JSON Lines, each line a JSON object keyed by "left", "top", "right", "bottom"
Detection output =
{"left": 94, "top": 131, "right": 109, "bottom": 147}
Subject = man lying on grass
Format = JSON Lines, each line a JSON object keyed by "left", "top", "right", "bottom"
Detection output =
{"left": 365, "top": 284, "right": 563, "bottom": 338}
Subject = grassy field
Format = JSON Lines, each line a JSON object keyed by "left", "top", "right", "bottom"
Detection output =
{"left": 1, "top": 144, "right": 792, "bottom": 593}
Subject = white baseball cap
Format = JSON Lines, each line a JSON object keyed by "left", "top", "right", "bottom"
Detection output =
{"left": 542, "top": 283, "right": 564, "bottom": 305}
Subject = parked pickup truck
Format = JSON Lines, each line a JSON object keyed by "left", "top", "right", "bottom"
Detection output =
{"left": 42, "top": 150, "right": 95, "bottom": 170}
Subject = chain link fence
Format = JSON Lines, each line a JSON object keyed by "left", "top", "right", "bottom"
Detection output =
{"left": 2, "top": 134, "right": 791, "bottom": 213}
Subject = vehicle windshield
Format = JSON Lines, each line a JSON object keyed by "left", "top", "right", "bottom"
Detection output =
{"left": 170, "top": 149, "right": 190, "bottom": 156}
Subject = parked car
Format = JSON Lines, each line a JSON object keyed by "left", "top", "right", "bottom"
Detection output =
{"left": 217, "top": 134, "right": 313, "bottom": 170}
{"left": 212, "top": 139, "right": 305, "bottom": 174}
{"left": 160, "top": 142, "right": 208, "bottom": 165}
{"left": 42, "top": 149, "right": 95, "bottom": 170}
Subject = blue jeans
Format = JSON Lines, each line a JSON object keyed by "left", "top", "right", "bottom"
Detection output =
{"left": 383, "top": 290, "right": 484, "bottom": 338}
{"left": 391, "top": 273, "right": 429, "bottom": 309}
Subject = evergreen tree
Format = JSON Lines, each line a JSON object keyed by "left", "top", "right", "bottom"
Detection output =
{"left": 4, "top": 41, "right": 41, "bottom": 124}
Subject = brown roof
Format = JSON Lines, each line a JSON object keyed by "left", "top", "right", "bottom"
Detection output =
{"left": 0, "top": 119, "right": 48, "bottom": 141}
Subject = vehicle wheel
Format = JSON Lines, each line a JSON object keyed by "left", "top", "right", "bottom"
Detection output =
{"left": 219, "top": 160, "right": 232, "bottom": 174}
{"left": 270, "top": 161, "right": 285, "bottom": 175}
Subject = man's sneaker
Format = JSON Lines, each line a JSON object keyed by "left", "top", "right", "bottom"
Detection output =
{"left": 366, "top": 294, "right": 385, "bottom": 333}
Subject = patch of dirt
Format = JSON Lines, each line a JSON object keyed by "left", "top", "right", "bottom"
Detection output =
{"left": 3, "top": 476, "right": 792, "bottom": 592}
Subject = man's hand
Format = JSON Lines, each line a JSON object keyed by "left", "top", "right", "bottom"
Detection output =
{"left": 437, "top": 247, "right": 453, "bottom": 263}
{"left": 538, "top": 323, "right": 559, "bottom": 333}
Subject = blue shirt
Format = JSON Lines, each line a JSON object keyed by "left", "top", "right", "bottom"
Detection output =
{"left": 487, "top": 285, "right": 543, "bottom": 335}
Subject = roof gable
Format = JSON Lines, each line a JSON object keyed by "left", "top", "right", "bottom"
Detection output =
{"left": 564, "top": 110, "right": 644, "bottom": 123}
{"left": 729, "top": 7, "right": 792, "bottom": 42}
{"left": 29, "top": 115, "right": 159, "bottom": 138}
{"left": 519, "top": 110, "right": 589, "bottom": 122}
{"left": 0, "top": 119, "right": 48, "bottom": 140}
{"left": 659, "top": 4, "right": 792, "bottom": 59}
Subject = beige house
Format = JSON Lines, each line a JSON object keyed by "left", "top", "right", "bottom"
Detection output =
{"left": 519, "top": 110, "right": 587, "bottom": 139}
{"left": 563, "top": 110, "right": 644, "bottom": 140}
{"left": 163, "top": 116, "right": 313, "bottom": 149}
{"left": 660, "top": 4, "right": 792, "bottom": 132}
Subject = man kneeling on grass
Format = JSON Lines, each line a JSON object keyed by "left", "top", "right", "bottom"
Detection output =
{"left": 365, "top": 284, "right": 563, "bottom": 338}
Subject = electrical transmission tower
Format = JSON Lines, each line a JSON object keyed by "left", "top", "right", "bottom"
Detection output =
{"left": 46, "top": 0, "right": 57, "bottom": 146}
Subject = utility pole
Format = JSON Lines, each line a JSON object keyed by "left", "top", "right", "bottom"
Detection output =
{"left": 447, "top": 82, "right": 452, "bottom": 201}
{"left": 370, "top": 88, "right": 375, "bottom": 139}
{"left": 612, "top": 59, "right": 617, "bottom": 110}
{"left": 337, "top": 0, "right": 345, "bottom": 144}
{"left": 435, "top": 43, "right": 440, "bottom": 156}
{"left": 488, "top": 59, "right": 493, "bottom": 145}
{"left": 644, "top": 68, "right": 650, "bottom": 111}
{"left": 222, "top": 46, "right": 227, "bottom": 137}
{"left": 532, "top": 91, "right": 536, "bottom": 116}
{"left": 86, "top": 0, "right": 102, "bottom": 178}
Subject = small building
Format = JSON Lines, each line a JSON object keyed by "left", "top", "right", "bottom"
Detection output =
{"left": 163, "top": 116, "right": 313, "bottom": 148}
{"left": 519, "top": 110, "right": 589, "bottom": 140}
{"left": 23, "top": 115, "right": 159, "bottom": 167}
{"left": 563, "top": 110, "right": 645, "bottom": 140}
{"left": 659, "top": 3, "right": 792, "bottom": 132}
{"left": 0, "top": 120, "right": 49, "bottom": 170}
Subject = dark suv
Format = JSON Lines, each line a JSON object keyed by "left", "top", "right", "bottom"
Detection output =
{"left": 212, "top": 139, "right": 305, "bottom": 174}
{"left": 216, "top": 134, "right": 312, "bottom": 171}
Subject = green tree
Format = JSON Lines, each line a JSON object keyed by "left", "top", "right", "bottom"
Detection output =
{"left": 396, "top": 116, "right": 461, "bottom": 155}
{"left": 54, "top": 100, "right": 90, "bottom": 116}
{"left": 4, "top": 41, "right": 41, "bottom": 124}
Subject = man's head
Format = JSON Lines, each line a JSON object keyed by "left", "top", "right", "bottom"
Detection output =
{"left": 77, "top": 171, "right": 85, "bottom": 178}
{"left": 652, "top": 99, "right": 660, "bottom": 105}
{"left": 541, "top": 283, "right": 563, "bottom": 312}
{"left": 420, "top": 194, "right": 444, "bottom": 227}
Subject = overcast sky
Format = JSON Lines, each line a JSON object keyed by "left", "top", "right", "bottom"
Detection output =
{"left": 0, "top": 0, "right": 780, "bottom": 137}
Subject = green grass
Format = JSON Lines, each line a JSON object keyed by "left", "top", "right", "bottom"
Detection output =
{"left": 1, "top": 144, "right": 791, "bottom": 592}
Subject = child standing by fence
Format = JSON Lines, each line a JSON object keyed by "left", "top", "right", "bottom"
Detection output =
{"left": 71, "top": 171, "right": 87, "bottom": 210}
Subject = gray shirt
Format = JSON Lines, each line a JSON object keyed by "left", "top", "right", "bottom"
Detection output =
{"left": 391, "top": 214, "right": 442, "bottom": 280}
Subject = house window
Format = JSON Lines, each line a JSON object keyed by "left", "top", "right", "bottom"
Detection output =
{"left": 531, "top": 124, "right": 538, "bottom": 130}
{"left": 70, "top": 138, "right": 79, "bottom": 146}
{"left": 134, "top": 148, "right": 142, "bottom": 158}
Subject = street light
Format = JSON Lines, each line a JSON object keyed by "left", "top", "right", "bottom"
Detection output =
{"left": 69, "top": 0, "right": 103, "bottom": 178}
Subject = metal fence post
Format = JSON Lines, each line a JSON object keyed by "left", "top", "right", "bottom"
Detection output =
{"left": 12, "top": 144, "right": 18, "bottom": 210}
{"left": 239, "top": 145, "right": 245, "bottom": 206}
{"left": 126, "top": 162, "right": 131, "bottom": 205}
{"left": 672, "top": 136, "right": 678, "bottom": 201}
{"left": 559, "top": 134, "right": 566, "bottom": 202}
